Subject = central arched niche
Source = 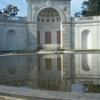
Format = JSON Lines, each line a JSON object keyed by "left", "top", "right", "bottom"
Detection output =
{"left": 37, "top": 8, "right": 61, "bottom": 50}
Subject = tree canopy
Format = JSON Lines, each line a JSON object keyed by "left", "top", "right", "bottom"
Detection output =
{"left": 0, "top": 4, "right": 19, "bottom": 17}
{"left": 74, "top": 0, "right": 100, "bottom": 17}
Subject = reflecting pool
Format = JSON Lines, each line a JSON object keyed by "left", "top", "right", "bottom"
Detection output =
{"left": 0, "top": 53, "right": 100, "bottom": 93}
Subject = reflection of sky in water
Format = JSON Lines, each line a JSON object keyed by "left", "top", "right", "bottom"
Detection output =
{"left": 20, "top": 86, "right": 29, "bottom": 88}
{"left": 72, "top": 84, "right": 83, "bottom": 92}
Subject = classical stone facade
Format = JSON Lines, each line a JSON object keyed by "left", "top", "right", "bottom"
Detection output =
{"left": 0, "top": 0, "right": 100, "bottom": 51}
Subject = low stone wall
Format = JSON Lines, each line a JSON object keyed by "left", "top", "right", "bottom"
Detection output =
{"left": 0, "top": 85, "right": 100, "bottom": 100}
{"left": 0, "top": 95, "right": 26, "bottom": 100}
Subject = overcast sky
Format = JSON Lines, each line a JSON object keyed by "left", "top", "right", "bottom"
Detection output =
{"left": 0, "top": 0, "right": 87, "bottom": 17}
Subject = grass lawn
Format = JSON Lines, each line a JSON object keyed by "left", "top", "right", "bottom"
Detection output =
{"left": 66, "top": 49, "right": 100, "bottom": 52}
{"left": 0, "top": 50, "right": 36, "bottom": 54}
{"left": 1, "top": 49, "right": 100, "bottom": 54}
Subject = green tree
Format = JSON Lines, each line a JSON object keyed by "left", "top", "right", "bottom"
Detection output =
{"left": 1, "top": 4, "right": 19, "bottom": 17}
{"left": 74, "top": 0, "right": 100, "bottom": 17}
{"left": 74, "top": 12, "right": 81, "bottom": 17}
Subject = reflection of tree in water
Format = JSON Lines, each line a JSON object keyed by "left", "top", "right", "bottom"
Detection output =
{"left": 38, "top": 79, "right": 62, "bottom": 91}
{"left": 0, "top": 80, "right": 29, "bottom": 87}
{"left": 83, "top": 84, "right": 100, "bottom": 93}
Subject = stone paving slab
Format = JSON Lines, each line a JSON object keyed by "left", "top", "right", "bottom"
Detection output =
{"left": 70, "top": 92, "right": 100, "bottom": 100}
{"left": 0, "top": 95, "right": 26, "bottom": 100}
{"left": 0, "top": 85, "right": 70, "bottom": 100}
{"left": 0, "top": 85, "right": 100, "bottom": 100}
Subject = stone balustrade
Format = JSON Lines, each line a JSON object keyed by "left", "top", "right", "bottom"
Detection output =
{"left": 72, "top": 16, "right": 100, "bottom": 22}
{"left": 0, "top": 15, "right": 26, "bottom": 22}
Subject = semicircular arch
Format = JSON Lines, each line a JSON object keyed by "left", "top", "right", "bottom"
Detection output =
{"left": 33, "top": 5, "right": 66, "bottom": 22}
{"left": 7, "top": 29, "right": 16, "bottom": 33}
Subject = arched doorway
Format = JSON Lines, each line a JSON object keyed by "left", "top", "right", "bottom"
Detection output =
{"left": 37, "top": 8, "right": 61, "bottom": 50}
{"left": 6, "top": 30, "right": 16, "bottom": 50}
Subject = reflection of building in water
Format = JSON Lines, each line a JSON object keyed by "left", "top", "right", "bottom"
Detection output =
{"left": 0, "top": 54, "right": 63, "bottom": 91}
{"left": 37, "top": 54, "right": 62, "bottom": 91}
{"left": 0, "top": 56, "right": 29, "bottom": 79}
{"left": 0, "top": 55, "right": 38, "bottom": 89}
{"left": 73, "top": 54, "right": 99, "bottom": 77}
{"left": 0, "top": 54, "right": 100, "bottom": 92}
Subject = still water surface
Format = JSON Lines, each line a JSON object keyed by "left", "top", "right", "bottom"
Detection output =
{"left": 0, "top": 53, "right": 100, "bottom": 93}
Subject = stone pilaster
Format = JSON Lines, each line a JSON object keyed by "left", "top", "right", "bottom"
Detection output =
{"left": 61, "top": 23, "right": 71, "bottom": 49}
{"left": 0, "top": 25, "right": 4, "bottom": 50}
{"left": 27, "top": 23, "right": 37, "bottom": 50}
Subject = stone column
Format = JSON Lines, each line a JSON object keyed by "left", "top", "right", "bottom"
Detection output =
{"left": 27, "top": 23, "right": 37, "bottom": 50}
{"left": 61, "top": 23, "right": 71, "bottom": 49}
